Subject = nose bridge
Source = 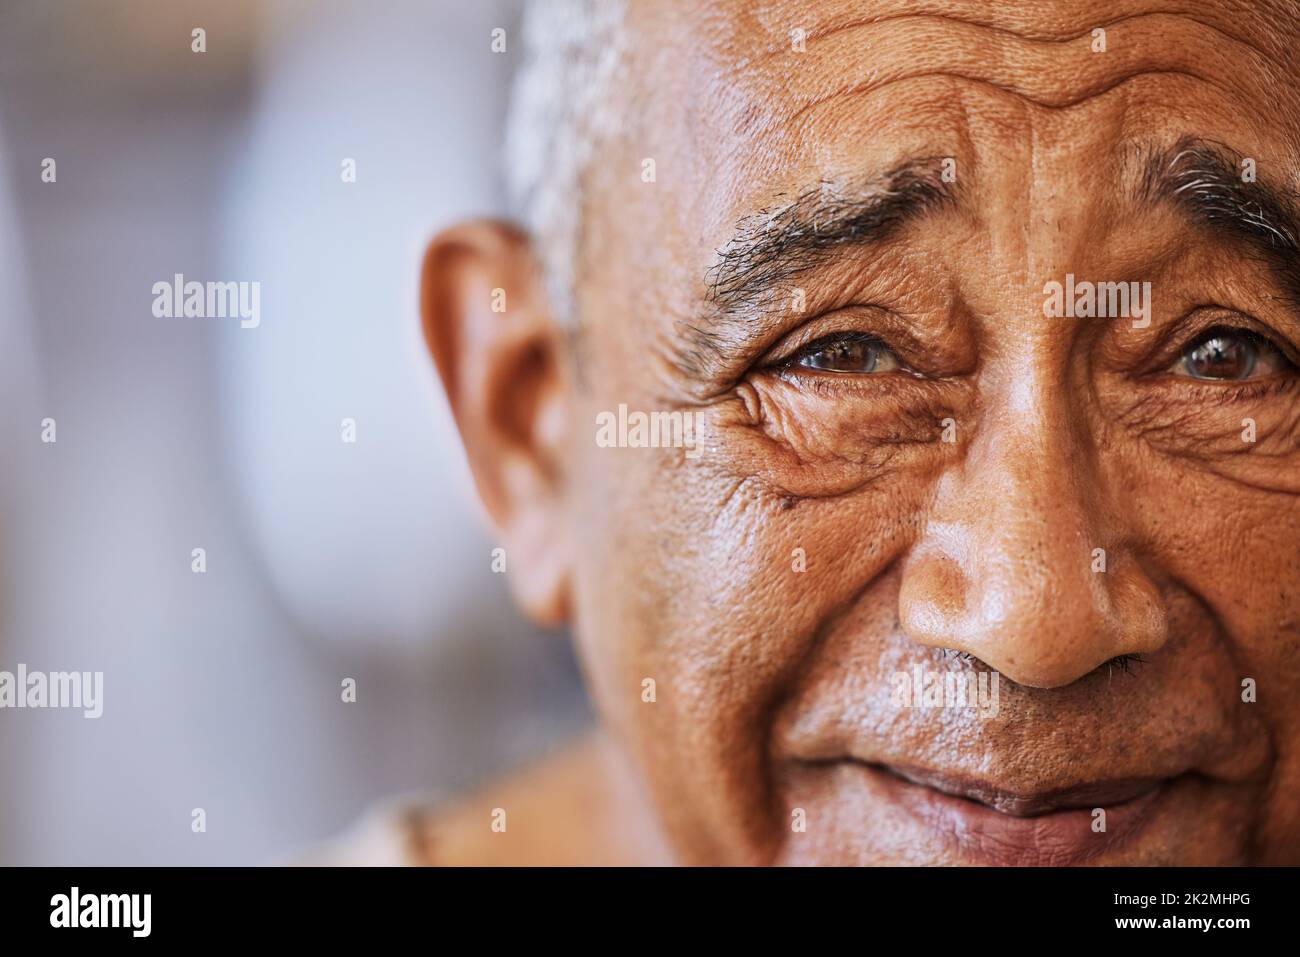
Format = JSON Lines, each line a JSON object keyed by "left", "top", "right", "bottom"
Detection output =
{"left": 899, "top": 382, "right": 1167, "bottom": 688}
{"left": 964, "top": 416, "right": 1102, "bottom": 623}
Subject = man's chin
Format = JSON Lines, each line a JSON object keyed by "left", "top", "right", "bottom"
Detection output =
{"left": 773, "top": 760, "right": 1252, "bottom": 866}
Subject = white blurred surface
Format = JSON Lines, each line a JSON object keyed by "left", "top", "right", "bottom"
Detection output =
{"left": 218, "top": 0, "right": 521, "bottom": 654}
{"left": 0, "top": 0, "right": 589, "bottom": 866}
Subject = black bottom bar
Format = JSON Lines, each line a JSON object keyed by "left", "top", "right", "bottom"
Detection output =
{"left": 0, "top": 865, "right": 1287, "bottom": 942}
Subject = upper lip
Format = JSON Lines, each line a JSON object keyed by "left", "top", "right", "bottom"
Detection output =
{"left": 880, "top": 763, "right": 1167, "bottom": 816}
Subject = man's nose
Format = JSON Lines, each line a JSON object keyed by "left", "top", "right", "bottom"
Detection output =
{"left": 897, "top": 407, "right": 1169, "bottom": 688}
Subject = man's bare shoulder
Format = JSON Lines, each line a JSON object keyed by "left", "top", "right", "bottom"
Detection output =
{"left": 417, "top": 732, "right": 674, "bottom": 866}
{"left": 309, "top": 732, "right": 672, "bottom": 866}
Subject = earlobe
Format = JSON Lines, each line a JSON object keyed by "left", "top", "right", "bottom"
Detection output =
{"left": 420, "top": 221, "right": 573, "bottom": 627}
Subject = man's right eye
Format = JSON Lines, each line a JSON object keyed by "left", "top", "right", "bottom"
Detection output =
{"left": 787, "top": 333, "right": 901, "bottom": 374}
{"left": 1170, "top": 326, "right": 1293, "bottom": 382}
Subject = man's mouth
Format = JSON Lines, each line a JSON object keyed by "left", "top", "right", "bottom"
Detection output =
{"left": 828, "top": 759, "right": 1179, "bottom": 865}
{"left": 881, "top": 763, "right": 1166, "bottom": 817}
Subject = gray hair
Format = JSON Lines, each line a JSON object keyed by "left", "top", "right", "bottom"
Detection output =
{"left": 504, "top": 0, "right": 628, "bottom": 326}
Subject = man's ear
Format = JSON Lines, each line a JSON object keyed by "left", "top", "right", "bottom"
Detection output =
{"left": 420, "top": 220, "right": 572, "bottom": 627}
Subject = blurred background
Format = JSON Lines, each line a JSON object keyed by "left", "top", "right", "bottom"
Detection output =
{"left": 0, "top": 0, "right": 591, "bottom": 864}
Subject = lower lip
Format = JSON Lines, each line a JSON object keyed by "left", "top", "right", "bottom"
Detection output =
{"left": 853, "top": 763, "right": 1168, "bottom": 865}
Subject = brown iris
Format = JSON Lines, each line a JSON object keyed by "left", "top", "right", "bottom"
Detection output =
{"left": 796, "top": 335, "right": 889, "bottom": 373}
{"left": 1182, "top": 331, "right": 1257, "bottom": 381}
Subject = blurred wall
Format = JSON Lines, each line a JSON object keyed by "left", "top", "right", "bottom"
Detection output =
{"left": 0, "top": 0, "right": 589, "bottom": 865}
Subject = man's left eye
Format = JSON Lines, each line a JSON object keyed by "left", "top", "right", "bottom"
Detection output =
{"left": 789, "top": 333, "right": 901, "bottom": 374}
{"left": 1171, "top": 327, "right": 1292, "bottom": 381}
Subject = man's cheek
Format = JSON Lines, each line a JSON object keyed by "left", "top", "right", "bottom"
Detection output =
{"left": 1116, "top": 456, "right": 1300, "bottom": 731}
{"left": 630, "top": 394, "right": 942, "bottom": 699}
{"left": 569, "top": 403, "right": 929, "bottom": 855}
{"left": 1192, "top": 509, "right": 1300, "bottom": 716}
{"left": 1108, "top": 384, "right": 1300, "bottom": 495}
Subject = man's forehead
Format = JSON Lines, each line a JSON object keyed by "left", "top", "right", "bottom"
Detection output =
{"left": 615, "top": 0, "right": 1300, "bottom": 287}
{"left": 636, "top": 0, "right": 1300, "bottom": 58}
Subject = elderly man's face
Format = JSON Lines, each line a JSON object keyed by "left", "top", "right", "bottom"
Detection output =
{"left": 429, "top": 0, "right": 1300, "bottom": 864}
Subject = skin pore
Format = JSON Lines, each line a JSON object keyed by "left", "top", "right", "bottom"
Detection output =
{"left": 421, "top": 0, "right": 1300, "bottom": 865}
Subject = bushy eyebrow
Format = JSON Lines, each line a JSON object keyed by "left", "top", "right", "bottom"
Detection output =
{"left": 1135, "top": 136, "right": 1300, "bottom": 305}
{"left": 706, "top": 158, "right": 957, "bottom": 313}
{"left": 676, "top": 157, "right": 957, "bottom": 378}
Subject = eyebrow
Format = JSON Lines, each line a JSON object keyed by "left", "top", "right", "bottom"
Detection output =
{"left": 680, "top": 157, "right": 957, "bottom": 376}
{"left": 1135, "top": 136, "right": 1300, "bottom": 304}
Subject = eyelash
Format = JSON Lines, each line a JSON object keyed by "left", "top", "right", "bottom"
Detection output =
{"left": 1176, "top": 325, "right": 1289, "bottom": 365}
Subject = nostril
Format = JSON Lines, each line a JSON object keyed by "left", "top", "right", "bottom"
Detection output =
{"left": 1102, "top": 653, "right": 1148, "bottom": 676}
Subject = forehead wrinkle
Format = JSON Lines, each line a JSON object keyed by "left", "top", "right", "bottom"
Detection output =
{"left": 788, "top": 68, "right": 1223, "bottom": 126}
{"left": 803, "top": 9, "right": 1252, "bottom": 46}
{"left": 720, "top": 9, "right": 1258, "bottom": 79}
{"left": 705, "top": 8, "right": 1289, "bottom": 143}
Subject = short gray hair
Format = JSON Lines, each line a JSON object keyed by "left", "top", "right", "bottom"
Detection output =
{"left": 504, "top": 0, "right": 628, "bottom": 326}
